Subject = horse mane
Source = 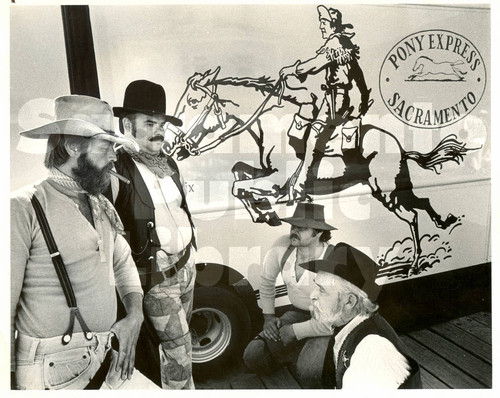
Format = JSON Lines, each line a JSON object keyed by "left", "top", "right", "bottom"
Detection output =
{"left": 417, "top": 55, "right": 433, "bottom": 62}
{"left": 210, "top": 76, "right": 303, "bottom": 106}
{"left": 212, "top": 76, "right": 275, "bottom": 94}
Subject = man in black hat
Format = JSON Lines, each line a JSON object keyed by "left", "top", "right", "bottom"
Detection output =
{"left": 109, "top": 80, "right": 197, "bottom": 390}
{"left": 300, "top": 244, "right": 422, "bottom": 388}
{"left": 278, "top": 5, "right": 371, "bottom": 203}
{"left": 243, "top": 202, "right": 336, "bottom": 381}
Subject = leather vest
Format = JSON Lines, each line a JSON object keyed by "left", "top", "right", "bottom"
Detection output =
{"left": 323, "top": 313, "right": 422, "bottom": 389}
{"left": 106, "top": 152, "right": 196, "bottom": 271}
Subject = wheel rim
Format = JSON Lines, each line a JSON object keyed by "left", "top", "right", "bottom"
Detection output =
{"left": 190, "top": 307, "right": 232, "bottom": 363}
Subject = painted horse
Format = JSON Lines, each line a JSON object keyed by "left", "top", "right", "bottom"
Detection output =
{"left": 169, "top": 68, "right": 477, "bottom": 274}
{"left": 408, "top": 56, "right": 467, "bottom": 81}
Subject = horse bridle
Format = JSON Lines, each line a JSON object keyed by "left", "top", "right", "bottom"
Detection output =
{"left": 193, "top": 83, "right": 227, "bottom": 130}
{"left": 166, "top": 78, "right": 284, "bottom": 157}
{"left": 164, "top": 83, "right": 226, "bottom": 156}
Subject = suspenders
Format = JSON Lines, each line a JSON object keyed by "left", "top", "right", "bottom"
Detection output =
{"left": 280, "top": 243, "right": 335, "bottom": 271}
{"left": 30, "top": 195, "right": 93, "bottom": 345}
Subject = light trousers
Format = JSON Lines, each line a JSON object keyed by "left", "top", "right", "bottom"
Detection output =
{"left": 14, "top": 331, "right": 159, "bottom": 390}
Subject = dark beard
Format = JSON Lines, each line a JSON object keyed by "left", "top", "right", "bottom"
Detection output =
{"left": 72, "top": 152, "right": 112, "bottom": 195}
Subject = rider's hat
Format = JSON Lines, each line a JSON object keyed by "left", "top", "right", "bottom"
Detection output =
{"left": 317, "top": 6, "right": 353, "bottom": 31}
{"left": 280, "top": 202, "right": 336, "bottom": 231}
{"left": 113, "top": 80, "right": 183, "bottom": 127}
{"left": 299, "top": 242, "right": 381, "bottom": 302}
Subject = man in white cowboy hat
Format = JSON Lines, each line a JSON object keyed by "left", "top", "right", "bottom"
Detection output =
{"left": 243, "top": 202, "right": 337, "bottom": 383}
{"left": 109, "top": 80, "right": 196, "bottom": 389}
{"left": 300, "top": 244, "right": 422, "bottom": 388}
{"left": 10, "top": 95, "right": 158, "bottom": 390}
{"left": 278, "top": 5, "right": 371, "bottom": 203}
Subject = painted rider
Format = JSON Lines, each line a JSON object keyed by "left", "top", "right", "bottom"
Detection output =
{"left": 279, "top": 5, "right": 371, "bottom": 202}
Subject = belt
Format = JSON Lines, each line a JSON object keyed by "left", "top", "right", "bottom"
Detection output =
{"left": 139, "top": 245, "right": 191, "bottom": 290}
{"left": 320, "top": 84, "right": 347, "bottom": 95}
{"left": 16, "top": 332, "right": 104, "bottom": 355}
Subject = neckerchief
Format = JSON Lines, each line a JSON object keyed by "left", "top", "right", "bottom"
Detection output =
{"left": 48, "top": 168, "right": 125, "bottom": 235}
{"left": 128, "top": 150, "right": 175, "bottom": 178}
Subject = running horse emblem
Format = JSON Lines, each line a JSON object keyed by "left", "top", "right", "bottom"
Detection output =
{"left": 167, "top": 67, "right": 478, "bottom": 275}
{"left": 408, "top": 56, "right": 467, "bottom": 81}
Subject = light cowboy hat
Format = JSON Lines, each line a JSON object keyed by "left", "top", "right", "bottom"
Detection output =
{"left": 280, "top": 202, "right": 337, "bottom": 231}
{"left": 113, "top": 80, "right": 183, "bottom": 127}
{"left": 20, "top": 95, "right": 140, "bottom": 152}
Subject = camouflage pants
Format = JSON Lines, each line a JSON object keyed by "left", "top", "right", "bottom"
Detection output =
{"left": 143, "top": 257, "right": 196, "bottom": 389}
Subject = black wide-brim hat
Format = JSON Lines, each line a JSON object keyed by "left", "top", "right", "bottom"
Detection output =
{"left": 280, "top": 202, "right": 336, "bottom": 231}
{"left": 113, "top": 80, "right": 183, "bottom": 127}
{"left": 300, "top": 242, "right": 381, "bottom": 302}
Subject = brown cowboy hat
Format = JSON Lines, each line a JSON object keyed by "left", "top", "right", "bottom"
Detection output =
{"left": 20, "top": 95, "right": 140, "bottom": 152}
{"left": 280, "top": 202, "right": 337, "bottom": 231}
{"left": 113, "top": 80, "right": 183, "bottom": 127}
{"left": 300, "top": 242, "right": 381, "bottom": 302}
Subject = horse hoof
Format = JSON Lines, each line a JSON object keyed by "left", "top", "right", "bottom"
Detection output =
{"left": 445, "top": 214, "right": 458, "bottom": 227}
{"left": 407, "top": 266, "right": 419, "bottom": 276}
{"left": 266, "top": 213, "right": 282, "bottom": 226}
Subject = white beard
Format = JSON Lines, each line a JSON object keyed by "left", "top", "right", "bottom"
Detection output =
{"left": 312, "top": 300, "right": 351, "bottom": 330}
{"left": 312, "top": 301, "right": 337, "bottom": 326}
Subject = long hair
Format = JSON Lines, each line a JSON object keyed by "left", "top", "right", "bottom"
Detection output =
{"left": 44, "top": 135, "right": 91, "bottom": 169}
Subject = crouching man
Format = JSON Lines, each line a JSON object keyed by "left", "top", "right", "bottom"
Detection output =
{"left": 300, "top": 243, "right": 422, "bottom": 389}
{"left": 10, "top": 95, "right": 159, "bottom": 390}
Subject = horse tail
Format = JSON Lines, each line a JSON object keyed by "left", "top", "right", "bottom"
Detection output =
{"left": 404, "top": 134, "right": 479, "bottom": 174}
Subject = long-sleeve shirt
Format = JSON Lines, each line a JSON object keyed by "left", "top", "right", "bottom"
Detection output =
{"left": 10, "top": 178, "right": 143, "bottom": 370}
{"left": 133, "top": 160, "right": 193, "bottom": 256}
{"left": 296, "top": 34, "right": 357, "bottom": 87}
{"left": 335, "top": 314, "right": 412, "bottom": 388}
{"left": 259, "top": 235, "right": 333, "bottom": 340}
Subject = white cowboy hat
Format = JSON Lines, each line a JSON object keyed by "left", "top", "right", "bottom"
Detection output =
{"left": 20, "top": 95, "right": 140, "bottom": 152}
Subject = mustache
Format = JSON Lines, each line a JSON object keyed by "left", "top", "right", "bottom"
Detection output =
{"left": 148, "top": 134, "right": 164, "bottom": 142}
{"left": 104, "top": 162, "right": 114, "bottom": 172}
{"left": 290, "top": 233, "right": 300, "bottom": 239}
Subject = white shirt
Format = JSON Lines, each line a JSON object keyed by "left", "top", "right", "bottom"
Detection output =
{"left": 134, "top": 161, "right": 192, "bottom": 256}
{"left": 259, "top": 235, "right": 333, "bottom": 340}
{"left": 335, "top": 314, "right": 412, "bottom": 389}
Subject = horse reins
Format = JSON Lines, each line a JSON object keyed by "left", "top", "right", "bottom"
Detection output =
{"left": 185, "top": 79, "right": 283, "bottom": 155}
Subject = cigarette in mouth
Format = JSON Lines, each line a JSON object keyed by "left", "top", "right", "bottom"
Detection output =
{"left": 109, "top": 169, "right": 131, "bottom": 185}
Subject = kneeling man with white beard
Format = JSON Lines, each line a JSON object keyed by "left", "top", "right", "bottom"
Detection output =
{"left": 300, "top": 243, "right": 422, "bottom": 389}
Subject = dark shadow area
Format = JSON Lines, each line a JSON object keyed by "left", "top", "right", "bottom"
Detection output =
{"left": 378, "top": 262, "right": 491, "bottom": 333}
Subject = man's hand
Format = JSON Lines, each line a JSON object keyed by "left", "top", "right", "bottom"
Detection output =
{"left": 110, "top": 292, "right": 144, "bottom": 380}
{"left": 279, "top": 60, "right": 300, "bottom": 78}
{"left": 279, "top": 324, "right": 296, "bottom": 346}
{"left": 262, "top": 314, "right": 281, "bottom": 341}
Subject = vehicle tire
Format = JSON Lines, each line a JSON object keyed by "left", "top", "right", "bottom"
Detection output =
{"left": 190, "top": 286, "right": 251, "bottom": 378}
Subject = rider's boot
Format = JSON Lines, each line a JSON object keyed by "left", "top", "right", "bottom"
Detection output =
{"left": 276, "top": 114, "right": 314, "bottom": 204}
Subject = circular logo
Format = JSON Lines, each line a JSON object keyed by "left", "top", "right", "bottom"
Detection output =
{"left": 379, "top": 29, "right": 486, "bottom": 129}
